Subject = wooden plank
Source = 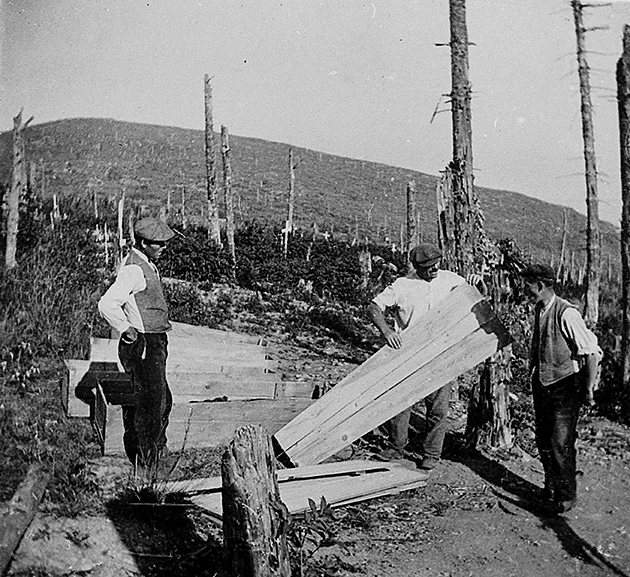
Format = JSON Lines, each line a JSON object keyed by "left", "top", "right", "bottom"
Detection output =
{"left": 63, "top": 360, "right": 92, "bottom": 417}
{"left": 170, "top": 321, "right": 267, "bottom": 345}
{"left": 90, "top": 337, "right": 270, "bottom": 363}
{"left": 274, "top": 382, "right": 318, "bottom": 399}
{"left": 273, "top": 285, "right": 511, "bottom": 466}
{"left": 187, "top": 461, "right": 428, "bottom": 520}
{"left": 102, "top": 398, "right": 313, "bottom": 455}
{"left": 165, "top": 460, "right": 402, "bottom": 494}
{"left": 92, "top": 384, "right": 107, "bottom": 451}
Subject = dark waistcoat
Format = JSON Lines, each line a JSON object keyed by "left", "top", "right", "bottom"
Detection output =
{"left": 125, "top": 250, "right": 171, "bottom": 333}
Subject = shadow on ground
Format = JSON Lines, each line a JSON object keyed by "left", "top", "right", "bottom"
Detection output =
{"left": 106, "top": 485, "right": 225, "bottom": 576}
{"left": 443, "top": 433, "right": 630, "bottom": 577}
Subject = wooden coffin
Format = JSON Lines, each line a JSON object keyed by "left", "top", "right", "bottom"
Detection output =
{"left": 273, "top": 284, "right": 511, "bottom": 467}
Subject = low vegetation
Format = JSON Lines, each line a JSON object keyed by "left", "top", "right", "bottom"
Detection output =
{"left": 1, "top": 186, "right": 629, "bottom": 573}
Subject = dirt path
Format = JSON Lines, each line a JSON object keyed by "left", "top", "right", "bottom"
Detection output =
{"left": 7, "top": 340, "right": 630, "bottom": 577}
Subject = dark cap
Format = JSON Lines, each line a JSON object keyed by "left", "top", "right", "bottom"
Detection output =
{"left": 410, "top": 244, "right": 442, "bottom": 268}
{"left": 134, "top": 218, "right": 175, "bottom": 242}
{"left": 519, "top": 263, "right": 555, "bottom": 282}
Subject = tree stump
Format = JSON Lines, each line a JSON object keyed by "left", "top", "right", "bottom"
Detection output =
{"left": 222, "top": 425, "right": 291, "bottom": 577}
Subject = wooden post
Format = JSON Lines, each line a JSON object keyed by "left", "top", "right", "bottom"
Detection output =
{"left": 572, "top": 0, "right": 601, "bottom": 326}
{"left": 222, "top": 425, "right": 291, "bottom": 577}
{"left": 618, "top": 25, "right": 630, "bottom": 385}
{"left": 5, "top": 110, "right": 32, "bottom": 270}
{"left": 204, "top": 74, "right": 222, "bottom": 246}
{"left": 221, "top": 126, "right": 236, "bottom": 276}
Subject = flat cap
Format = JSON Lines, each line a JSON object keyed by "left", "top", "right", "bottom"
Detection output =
{"left": 134, "top": 218, "right": 175, "bottom": 242}
{"left": 410, "top": 243, "right": 442, "bottom": 267}
{"left": 519, "top": 263, "right": 555, "bottom": 281}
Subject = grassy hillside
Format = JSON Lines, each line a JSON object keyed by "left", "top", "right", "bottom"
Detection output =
{"left": 0, "top": 117, "right": 620, "bottom": 268}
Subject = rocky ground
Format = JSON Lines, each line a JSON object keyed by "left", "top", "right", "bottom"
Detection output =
{"left": 7, "top": 333, "right": 630, "bottom": 577}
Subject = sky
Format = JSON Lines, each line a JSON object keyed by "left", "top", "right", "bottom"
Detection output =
{"left": 2, "top": 0, "right": 630, "bottom": 225}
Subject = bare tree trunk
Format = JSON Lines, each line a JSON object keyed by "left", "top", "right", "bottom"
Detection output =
{"left": 222, "top": 426, "right": 291, "bottom": 577}
{"left": 442, "top": 0, "right": 512, "bottom": 449}
{"left": 618, "top": 25, "right": 630, "bottom": 385}
{"left": 205, "top": 74, "right": 222, "bottom": 246}
{"left": 283, "top": 148, "right": 295, "bottom": 256}
{"left": 5, "top": 110, "right": 32, "bottom": 270}
{"left": 221, "top": 126, "right": 236, "bottom": 277}
{"left": 558, "top": 208, "right": 568, "bottom": 282}
{"left": 406, "top": 180, "right": 418, "bottom": 255}
{"left": 572, "top": 0, "right": 601, "bottom": 326}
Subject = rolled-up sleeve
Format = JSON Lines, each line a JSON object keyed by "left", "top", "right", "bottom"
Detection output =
{"left": 98, "top": 265, "right": 146, "bottom": 334}
{"left": 561, "top": 308, "right": 601, "bottom": 357}
{"left": 372, "top": 285, "right": 397, "bottom": 311}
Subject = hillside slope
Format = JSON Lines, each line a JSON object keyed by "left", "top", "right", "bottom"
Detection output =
{"left": 0, "top": 118, "right": 620, "bottom": 266}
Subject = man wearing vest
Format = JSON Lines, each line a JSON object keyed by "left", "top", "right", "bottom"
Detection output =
{"left": 98, "top": 217, "right": 175, "bottom": 471}
{"left": 520, "top": 264, "right": 601, "bottom": 514}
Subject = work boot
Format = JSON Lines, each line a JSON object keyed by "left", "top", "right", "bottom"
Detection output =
{"left": 419, "top": 457, "right": 439, "bottom": 470}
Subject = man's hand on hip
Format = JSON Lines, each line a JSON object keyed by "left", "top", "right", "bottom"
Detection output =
{"left": 121, "top": 327, "right": 138, "bottom": 344}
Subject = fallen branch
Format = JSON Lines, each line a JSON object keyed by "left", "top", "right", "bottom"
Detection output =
{"left": 0, "top": 463, "right": 48, "bottom": 576}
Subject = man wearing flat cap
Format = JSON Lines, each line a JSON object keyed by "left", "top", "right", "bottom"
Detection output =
{"left": 98, "top": 217, "right": 175, "bottom": 471}
{"left": 368, "top": 243, "right": 480, "bottom": 470}
{"left": 520, "top": 263, "right": 601, "bottom": 514}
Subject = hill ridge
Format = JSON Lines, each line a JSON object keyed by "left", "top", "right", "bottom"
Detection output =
{"left": 0, "top": 117, "right": 619, "bottom": 268}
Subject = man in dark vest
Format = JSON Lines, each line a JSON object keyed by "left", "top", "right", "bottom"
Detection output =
{"left": 520, "top": 264, "right": 601, "bottom": 514}
{"left": 98, "top": 217, "right": 175, "bottom": 470}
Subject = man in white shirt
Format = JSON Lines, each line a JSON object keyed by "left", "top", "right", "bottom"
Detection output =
{"left": 520, "top": 263, "right": 601, "bottom": 514}
{"left": 368, "top": 243, "right": 469, "bottom": 470}
{"left": 98, "top": 217, "right": 174, "bottom": 471}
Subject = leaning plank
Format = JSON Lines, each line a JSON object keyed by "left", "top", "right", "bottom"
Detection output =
{"left": 102, "top": 398, "right": 313, "bottom": 455}
{"left": 0, "top": 464, "right": 48, "bottom": 576}
{"left": 63, "top": 360, "right": 93, "bottom": 417}
{"left": 273, "top": 285, "right": 511, "bottom": 466}
{"left": 188, "top": 461, "right": 428, "bottom": 521}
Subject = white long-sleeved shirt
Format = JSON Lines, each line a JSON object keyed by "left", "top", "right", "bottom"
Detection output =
{"left": 98, "top": 248, "right": 161, "bottom": 334}
{"left": 539, "top": 295, "right": 602, "bottom": 372}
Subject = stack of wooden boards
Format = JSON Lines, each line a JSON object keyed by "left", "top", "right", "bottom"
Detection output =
{"left": 62, "top": 322, "right": 316, "bottom": 455}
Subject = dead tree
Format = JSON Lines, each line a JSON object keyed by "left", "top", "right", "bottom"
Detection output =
{"left": 572, "top": 0, "right": 601, "bottom": 327}
{"left": 5, "top": 110, "right": 32, "bottom": 270}
{"left": 406, "top": 180, "right": 419, "bottom": 255}
{"left": 204, "top": 74, "right": 222, "bottom": 246}
{"left": 283, "top": 148, "right": 295, "bottom": 256}
{"left": 618, "top": 24, "right": 630, "bottom": 387}
{"left": 222, "top": 425, "right": 291, "bottom": 577}
{"left": 221, "top": 126, "right": 236, "bottom": 276}
{"left": 439, "top": 0, "right": 512, "bottom": 449}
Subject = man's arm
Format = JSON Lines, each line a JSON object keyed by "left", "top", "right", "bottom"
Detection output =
{"left": 581, "top": 353, "right": 600, "bottom": 407}
{"left": 367, "top": 302, "right": 402, "bottom": 349}
{"left": 98, "top": 265, "right": 145, "bottom": 340}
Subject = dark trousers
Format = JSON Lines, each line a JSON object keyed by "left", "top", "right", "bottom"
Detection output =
{"left": 389, "top": 383, "right": 452, "bottom": 459}
{"left": 118, "top": 333, "right": 172, "bottom": 467}
{"left": 532, "top": 373, "right": 581, "bottom": 502}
